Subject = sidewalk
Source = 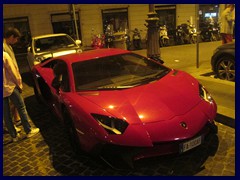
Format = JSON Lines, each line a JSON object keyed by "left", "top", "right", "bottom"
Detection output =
{"left": 133, "top": 41, "right": 221, "bottom": 75}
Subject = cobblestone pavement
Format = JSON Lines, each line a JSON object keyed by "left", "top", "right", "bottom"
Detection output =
{"left": 3, "top": 57, "right": 235, "bottom": 176}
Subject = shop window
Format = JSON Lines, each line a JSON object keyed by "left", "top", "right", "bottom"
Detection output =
{"left": 155, "top": 5, "right": 176, "bottom": 36}
{"left": 51, "top": 12, "right": 81, "bottom": 40}
{"left": 102, "top": 8, "right": 129, "bottom": 34}
{"left": 199, "top": 4, "right": 219, "bottom": 30}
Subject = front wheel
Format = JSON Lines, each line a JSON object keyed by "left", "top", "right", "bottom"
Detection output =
{"left": 63, "top": 109, "right": 82, "bottom": 154}
{"left": 216, "top": 56, "right": 235, "bottom": 81}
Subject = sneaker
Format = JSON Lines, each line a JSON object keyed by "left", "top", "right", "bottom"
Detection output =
{"left": 12, "top": 133, "right": 21, "bottom": 142}
{"left": 27, "top": 128, "right": 40, "bottom": 138}
{"left": 14, "top": 125, "right": 21, "bottom": 133}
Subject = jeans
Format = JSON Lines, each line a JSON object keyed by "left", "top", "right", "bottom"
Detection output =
{"left": 3, "top": 87, "right": 31, "bottom": 138}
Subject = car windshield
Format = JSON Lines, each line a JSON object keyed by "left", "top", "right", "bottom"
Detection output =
{"left": 72, "top": 53, "right": 170, "bottom": 91}
{"left": 34, "top": 35, "right": 77, "bottom": 52}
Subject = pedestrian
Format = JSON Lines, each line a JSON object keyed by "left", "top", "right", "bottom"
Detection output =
{"left": 3, "top": 27, "right": 22, "bottom": 127}
{"left": 3, "top": 51, "right": 40, "bottom": 142}
{"left": 220, "top": 4, "right": 235, "bottom": 44}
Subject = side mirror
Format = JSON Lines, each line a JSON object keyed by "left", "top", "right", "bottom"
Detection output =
{"left": 75, "top": 39, "right": 81, "bottom": 46}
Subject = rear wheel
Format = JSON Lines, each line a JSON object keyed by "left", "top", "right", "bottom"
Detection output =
{"left": 216, "top": 56, "right": 235, "bottom": 81}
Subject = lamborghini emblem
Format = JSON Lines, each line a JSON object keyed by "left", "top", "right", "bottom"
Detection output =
{"left": 180, "top": 122, "right": 188, "bottom": 129}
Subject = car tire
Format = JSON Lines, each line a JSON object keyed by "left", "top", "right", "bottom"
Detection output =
{"left": 63, "top": 108, "right": 81, "bottom": 154}
{"left": 216, "top": 56, "right": 235, "bottom": 81}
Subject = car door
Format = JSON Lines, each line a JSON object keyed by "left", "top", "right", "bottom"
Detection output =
{"left": 35, "top": 59, "right": 69, "bottom": 119}
{"left": 50, "top": 60, "right": 71, "bottom": 119}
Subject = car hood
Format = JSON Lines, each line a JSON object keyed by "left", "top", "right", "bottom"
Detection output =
{"left": 80, "top": 70, "right": 201, "bottom": 124}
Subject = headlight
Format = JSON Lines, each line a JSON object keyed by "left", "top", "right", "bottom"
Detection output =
{"left": 34, "top": 56, "right": 45, "bottom": 64}
{"left": 199, "top": 84, "right": 213, "bottom": 103}
{"left": 91, "top": 113, "right": 128, "bottom": 135}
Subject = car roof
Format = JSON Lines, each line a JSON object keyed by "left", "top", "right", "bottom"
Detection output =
{"left": 32, "top": 33, "right": 70, "bottom": 39}
{"left": 52, "top": 48, "right": 131, "bottom": 64}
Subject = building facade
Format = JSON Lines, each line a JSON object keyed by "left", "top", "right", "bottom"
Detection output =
{"left": 3, "top": 4, "right": 225, "bottom": 49}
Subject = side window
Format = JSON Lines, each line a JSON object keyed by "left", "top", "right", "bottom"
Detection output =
{"left": 52, "top": 60, "right": 70, "bottom": 92}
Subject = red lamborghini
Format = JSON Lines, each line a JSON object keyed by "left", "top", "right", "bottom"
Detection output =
{"left": 31, "top": 48, "right": 217, "bottom": 165}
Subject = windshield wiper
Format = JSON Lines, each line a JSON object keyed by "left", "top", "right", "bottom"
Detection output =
{"left": 142, "top": 73, "right": 163, "bottom": 81}
{"left": 140, "top": 71, "right": 169, "bottom": 83}
{"left": 153, "top": 70, "right": 169, "bottom": 79}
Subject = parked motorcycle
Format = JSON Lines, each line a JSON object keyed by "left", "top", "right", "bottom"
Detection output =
{"left": 179, "top": 21, "right": 197, "bottom": 44}
{"left": 175, "top": 25, "right": 185, "bottom": 45}
{"left": 200, "top": 22, "right": 218, "bottom": 42}
{"left": 200, "top": 27, "right": 214, "bottom": 42}
{"left": 159, "top": 25, "right": 169, "bottom": 47}
{"left": 132, "top": 28, "right": 141, "bottom": 50}
{"left": 187, "top": 22, "right": 197, "bottom": 44}
{"left": 211, "top": 23, "right": 221, "bottom": 41}
{"left": 124, "top": 29, "right": 131, "bottom": 50}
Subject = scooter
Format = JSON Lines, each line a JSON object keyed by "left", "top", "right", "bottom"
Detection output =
{"left": 132, "top": 28, "right": 141, "bottom": 50}
{"left": 159, "top": 25, "right": 169, "bottom": 47}
{"left": 124, "top": 29, "right": 131, "bottom": 50}
{"left": 187, "top": 22, "right": 197, "bottom": 44}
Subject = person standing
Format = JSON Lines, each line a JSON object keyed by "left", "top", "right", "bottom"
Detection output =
{"left": 3, "top": 27, "right": 22, "bottom": 127}
{"left": 220, "top": 4, "right": 235, "bottom": 44}
{"left": 3, "top": 51, "right": 40, "bottom": 142}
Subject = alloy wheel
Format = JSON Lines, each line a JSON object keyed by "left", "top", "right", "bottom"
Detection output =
{"left": 216, "top": 57, "right": 235, "bottom": 81}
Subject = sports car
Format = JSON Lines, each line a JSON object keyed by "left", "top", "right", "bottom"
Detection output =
{"left": 31, "top": 48, "right": 217, "bottom": 166}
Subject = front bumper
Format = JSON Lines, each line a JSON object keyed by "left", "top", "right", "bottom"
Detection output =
{"left": 99, "top": 121, "right": 218, "bottom": 162}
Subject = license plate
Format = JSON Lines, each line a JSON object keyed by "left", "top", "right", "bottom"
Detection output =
{"left": 179, "top": 136, "right": 202, "bottom": 153}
